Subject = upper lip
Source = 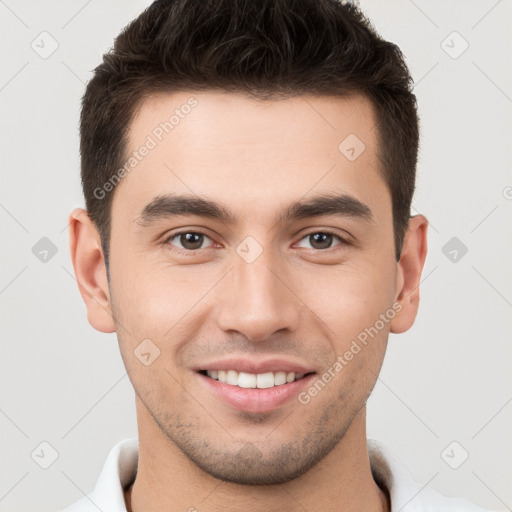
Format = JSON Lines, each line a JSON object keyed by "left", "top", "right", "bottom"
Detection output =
{"left": 195, "top": 357, "right": 316, "bottom": 375}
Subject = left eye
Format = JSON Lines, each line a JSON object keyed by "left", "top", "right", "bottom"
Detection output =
{"left": 167, "top": 232, "right": 214, "bottom": 251}
{"left": 296, "top": 232, "right": 343, "bottom": 250}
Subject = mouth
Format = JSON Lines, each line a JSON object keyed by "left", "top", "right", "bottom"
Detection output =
{"left": 196, "top": 366, "right": 317, "bottom": 413}
{"left": 198, "top": 369, "right": 314, "bottom": 389}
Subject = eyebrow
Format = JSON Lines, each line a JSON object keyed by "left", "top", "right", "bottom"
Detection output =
{"left": 136, "top": 192, "right": 373, "bottom": 227}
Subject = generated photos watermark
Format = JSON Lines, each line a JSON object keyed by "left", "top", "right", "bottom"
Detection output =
{"left": 298, "top": 301, "right": 402, "bottom": 405}
{"left": 93, "top": 96, "right": 198, "bottom": 200}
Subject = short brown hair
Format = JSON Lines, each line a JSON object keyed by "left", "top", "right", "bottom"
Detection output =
{"left": 80, "top": 0, "right": 419, "bottom": 264}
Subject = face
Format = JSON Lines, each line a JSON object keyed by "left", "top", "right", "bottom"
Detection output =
{"left": 90, "top": 91, "right": 408, "bottom": 484}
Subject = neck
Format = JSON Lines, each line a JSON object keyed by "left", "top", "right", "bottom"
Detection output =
{"left": 125, "top": 402, "right": 389, "bottom": 512}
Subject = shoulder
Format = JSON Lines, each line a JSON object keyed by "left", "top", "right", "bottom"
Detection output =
{"left": 367, "top": 439, "right": 496, "bottom": 512}
{"left": 58, "top": 438, "right": 138, "bottom": 512}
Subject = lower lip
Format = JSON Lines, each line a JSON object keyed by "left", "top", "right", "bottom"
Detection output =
{"left": 197, "top": 372, "right": 316, "bottom": 413}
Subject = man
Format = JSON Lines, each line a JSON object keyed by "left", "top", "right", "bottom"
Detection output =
{"left": 62, "top": 0, "right": 491, "bottom": 510}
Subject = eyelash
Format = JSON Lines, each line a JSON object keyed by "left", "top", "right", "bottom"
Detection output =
{"left": 162, "top": 229, "right": 350, "bottom": 254}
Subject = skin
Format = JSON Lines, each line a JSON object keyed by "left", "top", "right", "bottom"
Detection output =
{"left": 69, "top": 91, "right": 428, "bottom": 512}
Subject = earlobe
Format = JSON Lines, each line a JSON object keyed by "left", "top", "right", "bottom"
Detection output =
{"left": 69, "top": 208, "right": 115, "bottom": 333}
{"left": 390, "top": 215, "right": 428, "bottom": 334}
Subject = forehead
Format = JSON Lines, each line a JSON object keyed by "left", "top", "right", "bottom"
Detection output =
{"left": 113, "top": 90, "right": 388, "bottom": 224}
{"left": 128, "top": 90, "right": 377, "bottom": 152}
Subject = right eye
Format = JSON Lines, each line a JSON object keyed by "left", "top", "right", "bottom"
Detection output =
{"left": 164, "top": 231, "right": 215, "bottom": 252}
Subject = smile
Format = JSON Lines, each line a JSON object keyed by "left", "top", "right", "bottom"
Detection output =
{"left": 201, "top": 370, "right": 308, "bottom": 388}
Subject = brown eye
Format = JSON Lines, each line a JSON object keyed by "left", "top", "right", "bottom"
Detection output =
{"left": 296, "top": 232, "right": 343, "bottom": 250}
{"left": 167, "top": 232, "right": 212, "bottom": 251}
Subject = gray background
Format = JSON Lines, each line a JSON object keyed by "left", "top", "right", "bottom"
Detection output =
{"left": 1, "top": 0, "right": 511, "bottom": 511}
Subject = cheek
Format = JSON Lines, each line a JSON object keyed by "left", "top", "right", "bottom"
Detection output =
{"left": 299, "top": 262, "right": 395, "bottom": 395}
{"left": 295, "top": 260, "right": 397, "bottom": 333}
{"left": 111, "top": 251, "right": 180, "bottom": 317}
{"left": 109, "top": 256, "right": 222, "bottom": 355}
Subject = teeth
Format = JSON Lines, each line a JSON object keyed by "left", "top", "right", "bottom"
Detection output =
{"left": 256, "top": 372, "right": 274, "bottom": 389}
{"left": 238, "top": 372, "right": 257, "bottom": 388}
{"left": 205, "top": 370, "right": 307, "bottom": 388}
{"left": 274, "top": 371, "right": 287, "bottom": 386}
{"left": 226, "top": 370, "right": 238, "bottom": 385}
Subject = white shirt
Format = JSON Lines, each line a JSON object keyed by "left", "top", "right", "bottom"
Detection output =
{"left": 59, "top": 438, "right": 493, "bottom": 511}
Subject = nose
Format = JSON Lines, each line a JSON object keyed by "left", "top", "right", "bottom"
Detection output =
{"left": 216, "top": 248, "right": 301, "bottom": 342}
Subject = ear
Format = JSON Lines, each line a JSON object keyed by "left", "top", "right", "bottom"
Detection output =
{"left": 69, "top": 208, "right": 115, "bottom": 333}
{"left": 390, "top": 214, "right": 428, "bottom": 334}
